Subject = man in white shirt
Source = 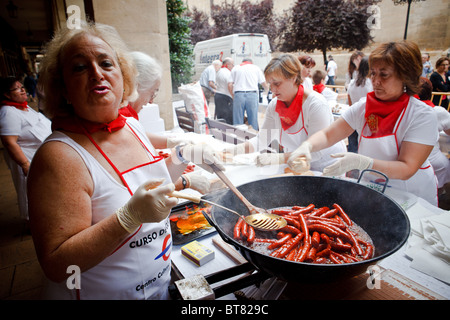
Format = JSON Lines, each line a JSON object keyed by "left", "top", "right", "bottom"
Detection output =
{"left": 326, "top": 55, "right": 338, "bottom": 86}
{"left": 421, "top": 53, "right": 433, "bottom": 78}
{"left": 214, "top": 58, "right": 234, "bottom": 124}
{"left": 199, "top": 60, "right": 221, "bottom": 105}
{"left": 230, "top": 58, "right": 268, "bottom": 130}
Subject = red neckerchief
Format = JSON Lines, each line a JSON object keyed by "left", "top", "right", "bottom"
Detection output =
{"left": 275, "top": 85, "right": 304, "bottom": 131}
{"left": 365, "top": 91, "right": 409, "bottom": 137}
{"left": 240, "top": 61, "right": 252, "bottom": 66}
{"left": 119, "top": 104, "right": 139, "bottom": 120}
{"left": 1, "top": 100, "right": 28, "bottom": 111}
{"left": 52, "top": 114, "right": 127, "bottom": 134}
{"left": 422, "top": 100, "right": 435, "bottom": 108}
{"left": 313, "top": 83, "right": 325, "bottom": 94}
{"left": 413, "top": 95, "right": 435, "bottom": 108}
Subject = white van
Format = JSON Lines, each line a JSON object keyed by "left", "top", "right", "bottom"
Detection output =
{"left": 192, "top": 33, "right": 272, "bottom": 81}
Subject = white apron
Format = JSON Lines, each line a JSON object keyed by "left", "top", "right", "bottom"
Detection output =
{"left": 43, "top": 121, "right": 173, "bottom": 300}
{"left": 3, "top": 108, "right": 51, "bottom": 219}
{"left": 358, "top": 107, "right": 438, "bottom": 206}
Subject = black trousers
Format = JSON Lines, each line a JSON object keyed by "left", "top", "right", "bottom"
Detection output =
{"left": 214, "top": 93, "right": 233, "bottom": 124}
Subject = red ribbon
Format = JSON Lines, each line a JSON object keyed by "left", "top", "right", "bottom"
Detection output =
{"left": 119, "top": 104, "right": 139, "bottom": 120}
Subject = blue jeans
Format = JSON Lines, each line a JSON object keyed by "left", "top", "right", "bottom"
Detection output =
{"left": 326, "top": 76, "right": 335, "bottom": 85}
{"left": 233, "top": 91, "right": 259, "bottom": 130}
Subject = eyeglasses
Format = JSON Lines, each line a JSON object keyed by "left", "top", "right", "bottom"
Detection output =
{"left": 151, "top": 89, "right": 159, "bottom": 100}
{"left": 9, "top": 86, "right": 25, "bottom": 92}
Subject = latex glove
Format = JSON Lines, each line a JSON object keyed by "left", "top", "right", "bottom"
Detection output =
{"left": 180, "top": 144, "right": 225, "bottom": 173}
{"left": 166, "top": 137, "right": 195, "bottom": 148}
{"left": 255, "top": 153, "right": 285, "bottom": 167}
{"left": 220, "top": 143, "right": 247, "bottom": 163}
{"left": 183, "top": 173, "right": 211, "bottom": 194}
{"left": 222, "top": 143, "right": 246, "bottom": 157}
{"left": 322, "top": 152, "right": 373, "bottom": 176}
{"left": 116, "top": 179, "right": 178, "bottom": 233}
{"left": 286, "top": 141, "right": 312, "bottom": 173}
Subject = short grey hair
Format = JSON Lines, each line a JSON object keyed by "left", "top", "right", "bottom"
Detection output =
{"left": 130, "top": 51, "right": 162, "bottom": 94}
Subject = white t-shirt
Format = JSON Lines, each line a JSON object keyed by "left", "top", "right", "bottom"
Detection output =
{"left": 231, "top": 63, "right": 265, "bottom": 92}
{"left": 216, "top": 67, "right": 233, "bottom": 97}
{"left": 0, "top": 106, "right": 51, "bottom": 160}
{"left": 303, "top": 77, "right": 313, "bottom": 91}
{"left": 250, "top": 90, "right": 346, "bottom": 171}
{"left": 347, "top": 78, "right": 373, "bottom": 105}
{"left": 327, "top": 60, "right": 337, "bottom": 77}
{"left": 199, "top": 64, "right": 217, "bottom": 91}
{"left": 321, "top": 87, "right": 338, "bottom": 102}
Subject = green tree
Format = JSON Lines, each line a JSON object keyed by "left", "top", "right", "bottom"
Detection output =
{"left": 186, "top": 7, "right": 212, "bottom": 44}
{"left": 167, "top": 0, "right": 194, "bottom": 92}
{"left": 189, "top": 0, "right": 280, "bottom": 50}
{"left": 280, "top": 0, "right": 380, "bottom": 63}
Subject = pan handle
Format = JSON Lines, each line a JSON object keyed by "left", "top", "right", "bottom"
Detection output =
{"left": 357, "top": 169, "right": 389, "bottom": 193}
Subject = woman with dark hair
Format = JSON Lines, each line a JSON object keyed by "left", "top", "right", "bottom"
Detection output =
{"left": 429, "top": 57, "right": 450, "bottom": 109}
{"left": 347, "top": 57, "right": 373, "bottom": 106}
{"left": 345, "top": 51, "right": 365, "bottom": 89}
{"left": 0, "top": 76, "right": 51, "bottom": 219}
{"left": 346, "top": 57, "right": 373, "bottom": 153}
{"left": 287, "top": 41, "right": 439, "bottom": 206}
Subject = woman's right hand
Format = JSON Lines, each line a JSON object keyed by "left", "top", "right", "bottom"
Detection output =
{"left": 286, "top": 141, "right": 312, "bottom": 173}
{"left": 116, "top": 179, "right": 178, "bottom": 233}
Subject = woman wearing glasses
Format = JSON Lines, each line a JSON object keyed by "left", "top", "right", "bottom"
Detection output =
{"left": 0, "top": 76, "right": 51, "bottom": 219}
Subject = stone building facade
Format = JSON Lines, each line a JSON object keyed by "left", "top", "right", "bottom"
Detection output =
{"left": 185, "top": 0, "right": 450, "bottom": 84}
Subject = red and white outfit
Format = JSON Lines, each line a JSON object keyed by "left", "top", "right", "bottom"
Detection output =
{"left": 342, "top": 93, "right": 439, "bottom": 206}
{"left": 42, "top": 117, "right": 173, "bottom": 300}
{"left": 0, "top": 103, "right": 51, "bottom": 219}
{"left": 250, "top": 88, "right": 346, "bottom": 171}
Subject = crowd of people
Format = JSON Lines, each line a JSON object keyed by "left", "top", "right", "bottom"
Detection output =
{"left": 0, "top": 20, "right": 449, "bottom": 300}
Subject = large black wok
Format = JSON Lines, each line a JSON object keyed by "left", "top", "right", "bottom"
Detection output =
{"left": 204, "top": 174, "right": 410, "bottom": 283}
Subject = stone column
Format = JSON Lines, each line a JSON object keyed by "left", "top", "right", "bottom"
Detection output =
{"left": 92, "top": 0, "right": 174, "bottom": 129}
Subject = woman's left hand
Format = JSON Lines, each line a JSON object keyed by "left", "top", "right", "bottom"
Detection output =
{"left": 180, "top": 144, "right": 225, "bottom": 173}
{"left": 182, "top": 173, "right": 211, "bottom": 194}
{"left": 322, "top": 152, "right": 373, "bottom": 176}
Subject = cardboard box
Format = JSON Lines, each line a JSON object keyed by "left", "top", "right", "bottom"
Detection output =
{"left": 181, "top": 241, "right": 215, "bottom": 266}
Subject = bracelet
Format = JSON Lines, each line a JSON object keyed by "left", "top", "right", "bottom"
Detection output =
{"left": 175, "top": 144, "right": 190, "bottom": 164}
